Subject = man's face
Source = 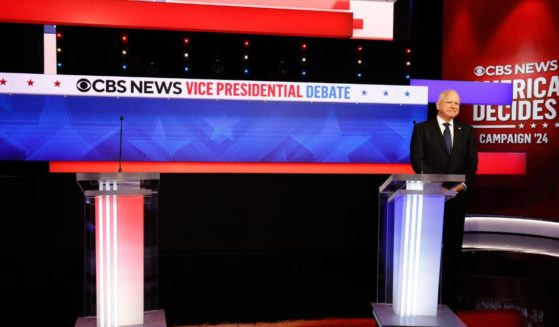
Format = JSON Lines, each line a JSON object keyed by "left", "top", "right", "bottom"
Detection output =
{"left": 437, "top": 91, "right": 460, "bottom": 121}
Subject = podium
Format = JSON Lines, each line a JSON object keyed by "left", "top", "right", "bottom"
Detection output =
{"left": 75, "top": 173, "right": 166, "bottom": 327}
{"left": 372, "top": 174, "right": 467, "bottom": 327}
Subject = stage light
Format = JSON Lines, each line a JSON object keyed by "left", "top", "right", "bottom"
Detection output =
{"left": 183, "top": 37, "right": 189, "bottom": 44}
{"left": 243, "top": 40, "right": 250, "bottom": 47}
{"left": 184, "top": 52, "right": 189, "bottom": 58}
{"left": 212, "top": 56, "right": 224, "bottom": 74}
{"left": 300, "top": 42, "right": 308, "bottom": 79}
{"left": 57, "top": 62, "right": 62, "bottom": 68}
{"left": 277, "top": 59, "right": 288, "bottom": 75}
{"left": 405, "top": 48, "right": 412, "bottom": 55}
{"left": 121, "top": 34, "right": 128, "bottom": 42}
{"left": 405, "top": 75, "right": 411, "bottom": 79}
{"left": 406, "top": 61, "right": 411, "bottom": 66}
{"left": 57, "top": 48, "right": 62, "bottom": 53}
{"left": 184, "top": 66, "right": 189, "bottom": 72}
{"left": 243, "top": 55, "right": 249, "bottom": 60}
{"left": 243, "top": 68, "right": 249, "bottom": 74}
{"left": 356, "top": 45, "right": 363, "bottom": 52}
{"left": 121, "top": 50, "right": 127, "bottom": 56}
{"left": 56, "top": 32, "right": 63, "bottom": 39}
{"left": 122, "top": 64, "right": 128, "bottom": 70}
{"left": 357, "top": 59, "right": 362, "bottom": 64}
{"left": 357, "top": 72, "right": 362, "bottom": 78}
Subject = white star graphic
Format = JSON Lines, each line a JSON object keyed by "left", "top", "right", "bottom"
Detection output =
{"left": 555, "top": 122, "right": 559, "bottom": 128}
{"left": 530, "top": 123, "right": 537, "bottom": 129}
{"left": 543, "top": 122, "right": 548, "bottom": 128}
{"left": 518, "top": 123, "right": 524, "bottom": 129}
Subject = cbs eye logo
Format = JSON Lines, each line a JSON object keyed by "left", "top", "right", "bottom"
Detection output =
{"left": 76, "top": 78, "right": 91, "bottom": 92}
{"left": 473, "top": 66, "right": 485, "bottom": 77}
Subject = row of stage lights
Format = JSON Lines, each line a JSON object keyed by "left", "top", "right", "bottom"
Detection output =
{"left": 404, "top": 47, "right": 412, "bottom": 80}
{"left": 56, "top": 32, "right": 63, "bottom": 68}
{"left": 55, "top": 31, "right": 413, "bottom": 81}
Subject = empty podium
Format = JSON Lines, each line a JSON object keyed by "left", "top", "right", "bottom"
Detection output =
{"left": 372, "top": 174, "right": 467, "bottom": 327}
{"left": 75, "top": 173, "right": 166, "bottom": 327}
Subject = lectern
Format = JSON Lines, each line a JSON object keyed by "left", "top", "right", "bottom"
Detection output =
{"left": 372, "top": 174, "right": 467, "bottom": 327}
{"left": 75, "top": 173, "right": 166, "bottom": 327}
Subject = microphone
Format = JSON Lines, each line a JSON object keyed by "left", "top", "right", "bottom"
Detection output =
{"left": 118, "top": 115, "right": 124, "bottom": 173}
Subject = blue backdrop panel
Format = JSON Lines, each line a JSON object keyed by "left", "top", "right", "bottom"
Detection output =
{"left": 0, "top": 94, "right": 426, "bottom": 162}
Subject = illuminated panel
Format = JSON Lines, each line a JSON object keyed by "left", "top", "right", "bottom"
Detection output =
{"left": 43, "top": 25, "right": 57, "bottom": 74}
{"left": 410, "top": 79, "right": 513, "bottom": 105}
{"left": 392, "top": 183, "right": 445, "bottom": 317}
{"left": 350, "top": 0, "right": 394, "bottom": 40}
{"left": 0, "top": 0, "right": 396, "bottom": 39}
{"left": 462, "top": 233, "right": 559, "bottom": 258}
{"left": 463, "top": 216, "right": 559, "bottom": 257}
{"left": 0, "top": 0, "right": 353, "bottom": 38}
{"left": 162, "top": 0, "right": 395, "bottom": 39}
{"left": 477, "top": 152, "right": 526, "bottom": 175}
{"left": 465, "top": 216, "right": 559, "bottom": 238}
{"left": 95, "top": 182, "right": 144, "bottom": 326}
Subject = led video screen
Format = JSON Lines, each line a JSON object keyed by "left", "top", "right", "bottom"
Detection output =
{"left": 0, "top": 73, "right": 427, "bottom": 163}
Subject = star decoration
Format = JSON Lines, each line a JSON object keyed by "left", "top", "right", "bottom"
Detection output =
{"left": 383, "top": 90, "right": 389, "bottom": 96}
{"left": 0, "top": 78, "right": 6, "bottom": 85}
{"left": 555, "top": 122, "right": 559, "bottom": 128}
{"left": 404, "top": 91, "right": 410, "bottom": 97}
{"left": 127, "top": 118, "right": 191, "bottom": 161}
{"left": 202, "top": 111, "right": 239, "bottom": 143}
{"left": 542, "top": 122, "right": 548, "bottom": 128}
{"left": 361, "top": 90, "right": 367, "bottom": 96}
{"left": 518, "top": 123, "right": 524, "bottom": 129}
{"left": 54, "top": 80, "right": 61, "bottom": 87}
{"left": 530, "top": 123, "right": 537, "bottom": 129}
{"left": 27, "top": 79, "right": 34, "bottom": 86}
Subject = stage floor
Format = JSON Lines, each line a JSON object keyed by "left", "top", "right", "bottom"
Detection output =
{"left": 75, "top": 310, "right": 167, "bottom": 327}
{"left": 177, "top": 318, "right": 376, "bottom": 327}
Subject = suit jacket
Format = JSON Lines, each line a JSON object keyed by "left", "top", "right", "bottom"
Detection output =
{"left": 410, "top": 118, "right": 478, "bottom": 186}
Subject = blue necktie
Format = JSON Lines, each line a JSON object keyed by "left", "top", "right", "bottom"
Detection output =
{"left": 443, "top": 123, "right": 452, "bottom": 154}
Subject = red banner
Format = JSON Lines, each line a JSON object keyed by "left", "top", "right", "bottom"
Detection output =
{"left": 443, "top": 0, "right": 559, "bottom": 220}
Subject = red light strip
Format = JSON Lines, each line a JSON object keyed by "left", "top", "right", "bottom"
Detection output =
{"left": 49, "top": 152, "right": 526, "bottom": 174}
{"left": 50, "top": 162, "right": 415, "bottom": 174}
{"left": 477, "top": 152, "right": 526, "bottom": 175}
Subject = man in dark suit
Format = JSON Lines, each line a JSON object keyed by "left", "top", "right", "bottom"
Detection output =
{"left": 410, "top": 89, "right": 478, "bottom": 310}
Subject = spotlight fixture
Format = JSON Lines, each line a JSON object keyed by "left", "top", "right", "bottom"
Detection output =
{"left": 355, "top": 44, "right": 364, "bottom": 81}
{"left": 182, "top": 35, "right": 191, "bottom": 74}
{"left": 277, "top": 59, "right": 288, "bottom": 75}
{"left": 300, "top": 41, "right": 308, "bottom": 78}
{"left": 212, "top": 55, "right": 224, "bottom": 74}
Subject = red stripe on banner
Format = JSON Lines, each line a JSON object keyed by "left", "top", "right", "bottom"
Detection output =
{"left": 50, "top": 162, "right": 415, "bottom": 174}
{"left": 49, "top": 155, "right": 526, "bottom": 174}
{"left": 478, "top": 152, "right": 526, "bottom": 175}
{"left": 0, "top": 0, "right": 353, "bottom": 38}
